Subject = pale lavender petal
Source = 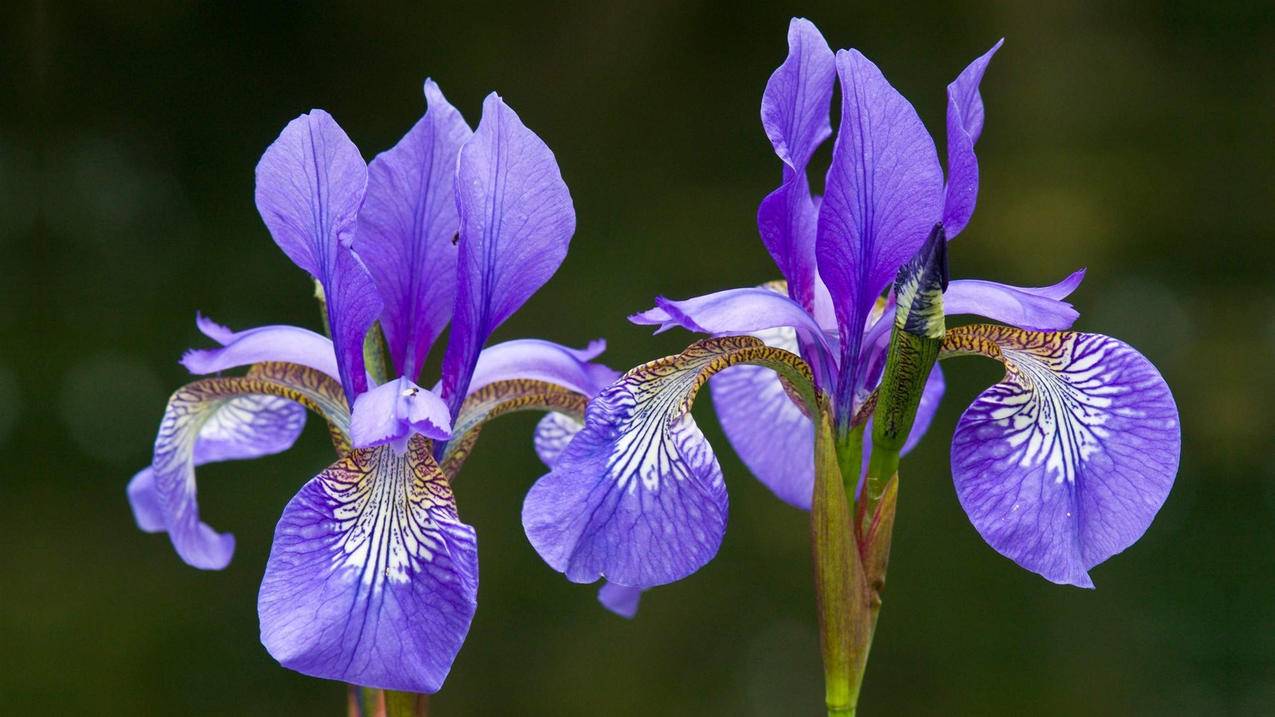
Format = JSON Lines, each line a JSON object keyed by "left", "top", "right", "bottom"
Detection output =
{"left": 181, "top": 321, "right": 341, "bottom": 384}
{"left": 194, "top": 312, "right": 236, "bottom": 345}
{"left": 356, "top": 80, "right": 473, "bottom": 380}
{"left": 757, "top": 18, "right": 835, "bottom": 306}
{"left": 465, "top": 338, "right": 618, "bottom": 398}
{"left": 350, "top": 377, "right": 452, "bottom": 452}
{"left": 150, "top": 389, "right": 308, "bottom": 569}
{"left": 816, "top": 50, "right": 944, "bottom": 417}
{"left": 709, "top": 325, "right": 814, "bottom": 509}
{"left": 597, "top": 582, "right": 643, "bottom": 619}
{"left": 255, "top": 110, "right": 379, "bottom": 401}
{"left": 127, "top": 468, "right": 166, "bottom": 533}
{"left": 950, "top": 328, "right": 1179, "bottom": 587}
{"left": 533, "top": 411, "right": 585, "bottom": 468}
{"left": 1017, "top": 267, "right": 1087, "bottom": 301}
{"left": 440, "top": 94, "right": 575, "bottom": 414}
{"left": 945, "top": 270, "right": 1085, "bottom": 331}
{"left": 523, "top": 362, "right": 728, "bottom": 588}
{"left": 943, "top": 39, "right": 1004, "bottom": 237}
{"left": 630, "top": 287, "right": 836, "bottom": 369}
{"left": 259, "top": 439, "right": 478, "bottom": 693}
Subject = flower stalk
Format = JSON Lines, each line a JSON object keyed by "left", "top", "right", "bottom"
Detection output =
{"left": 811, "top": 406, "right": 868, "bottom": 716}
{"left": 812, "top": 229, "right": 947, "bottom": 715}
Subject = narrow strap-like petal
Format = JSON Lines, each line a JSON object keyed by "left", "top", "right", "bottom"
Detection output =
{"left": 816, "top": 50, "right": 944, "bottom": 421}
{"left": 356, "top": 80, "right": 473, "bottom": 381}
{"left": 522, "top": 336, "right": 815, "bottom": 588}
{"left": 255, "top": 110, "right": 380, "bottom": 402}
{"left": 944, "top": 270, "right": 1084, "bottom": 331}
{"left": 757, "top": 18, "right": 836, "bottom": 307}
{"left": 145, "top": 365, "right": 348, "bottom": 569}
{"left": 629, "top": 286, "right": 837, "bottom": 388}
{"left": 943, "top": 325, "right": 1179, "bottom": 588}
{"left": 350, "top": 377, "right": 452, "bottom": 452}
{"left": 181, "top": 319, "right": 341, "bottom": 383}
{"left": 440, "top": 94, "right": 575, "bottom": 415}
{"left": 943, "top": 39, "right": 1003, "bottom": 238}
{"left": 464, "top": 338, "right": 618, "bottom": 398}
{"left": 258, "top": 438, "right": 478, "bottom": 693}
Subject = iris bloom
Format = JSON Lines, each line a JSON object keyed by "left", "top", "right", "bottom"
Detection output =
{"left": 523, "top": 17, "right": 1179, "bottom": 603}
{"left": 127, "top": 81, "right": 615, "bottom": 693}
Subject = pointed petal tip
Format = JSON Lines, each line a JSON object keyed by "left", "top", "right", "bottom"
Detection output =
{"left": 194, "top": 312, "right": 235, "bottom": 345}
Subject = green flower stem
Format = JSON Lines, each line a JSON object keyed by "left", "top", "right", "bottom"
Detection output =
{"left": 385, "top": 690, "right": 429, "bottom": 717}
{"left": 813, "top": 407, "right": 871, "bottom": 717}
{"left": 350, "top": 688, "right": 429, "bottom": 717}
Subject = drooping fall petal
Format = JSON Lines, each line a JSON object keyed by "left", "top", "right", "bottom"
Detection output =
{"left": 522, "top": 336, "right": 815, "bottom": 587}
{"left": 944, "top": 325, "right": 1179, "bottom": 587}
{"left": 145, "top": 365, "right": 349, "bottom": 569}
{"left": 258, "top": 438, "right": 478, "bottom": 693}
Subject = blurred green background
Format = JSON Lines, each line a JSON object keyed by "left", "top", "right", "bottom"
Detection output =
{"left": 5, "top": 1, "right": 1273, "bottom": 714}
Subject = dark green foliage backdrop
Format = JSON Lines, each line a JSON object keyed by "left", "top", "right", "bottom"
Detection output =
{"left": 4, "top": 1, "right": 1273, "bottom": 714}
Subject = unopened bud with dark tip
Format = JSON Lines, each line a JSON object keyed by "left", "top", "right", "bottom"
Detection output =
{"left": 865, "top": 224, "right": 949, "bottom": 508}
{"left": 893, "top": 223, "right": 948, "bottom": 340}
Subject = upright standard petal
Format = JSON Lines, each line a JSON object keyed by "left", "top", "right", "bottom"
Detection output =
{"left": 258, "top": 438, "right": 479, "bottom": 693}
{"left": 709, "top": 325, "right": 815, "bottom": 509}
{"left": 943, "top": 325, "right": 1180, "bottom": 587}
{"left": 440, "top": 94, "right": 575, "bottom": 414}
{"left": 523, "top": 336, "right": 815, "bottom": 588}
{"left": 816, "top": 50, "right": 944, "bottom": 420}
{"left": 144, "top": 365, "right": 349, "bottom": 568}
{"left": 757, "top": 18, "right": 835, "bottom": 307}
{"left": 943, "top": 39, "right": 1003, "bottom": 237}
{"left": 255, "top": 110, "right": 380, "bottom": 401}
{"left": 356, "top": 80, "right": 473, "bottom": 381}
{"left": 350, "top": 377, "right": 452, "bottom": 452}
{"left": 181, "top": 321, "right": 342, "bottom": 384}
{"left": 464, "top": 338, "right": 618, "bottom": 398}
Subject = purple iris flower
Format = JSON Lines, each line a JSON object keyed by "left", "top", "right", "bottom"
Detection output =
{"left": 127, "top": 80, "right": 616, "bottom": 693}
{"left": 522, "top": 18, "right": 1179, "bottom": 599}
